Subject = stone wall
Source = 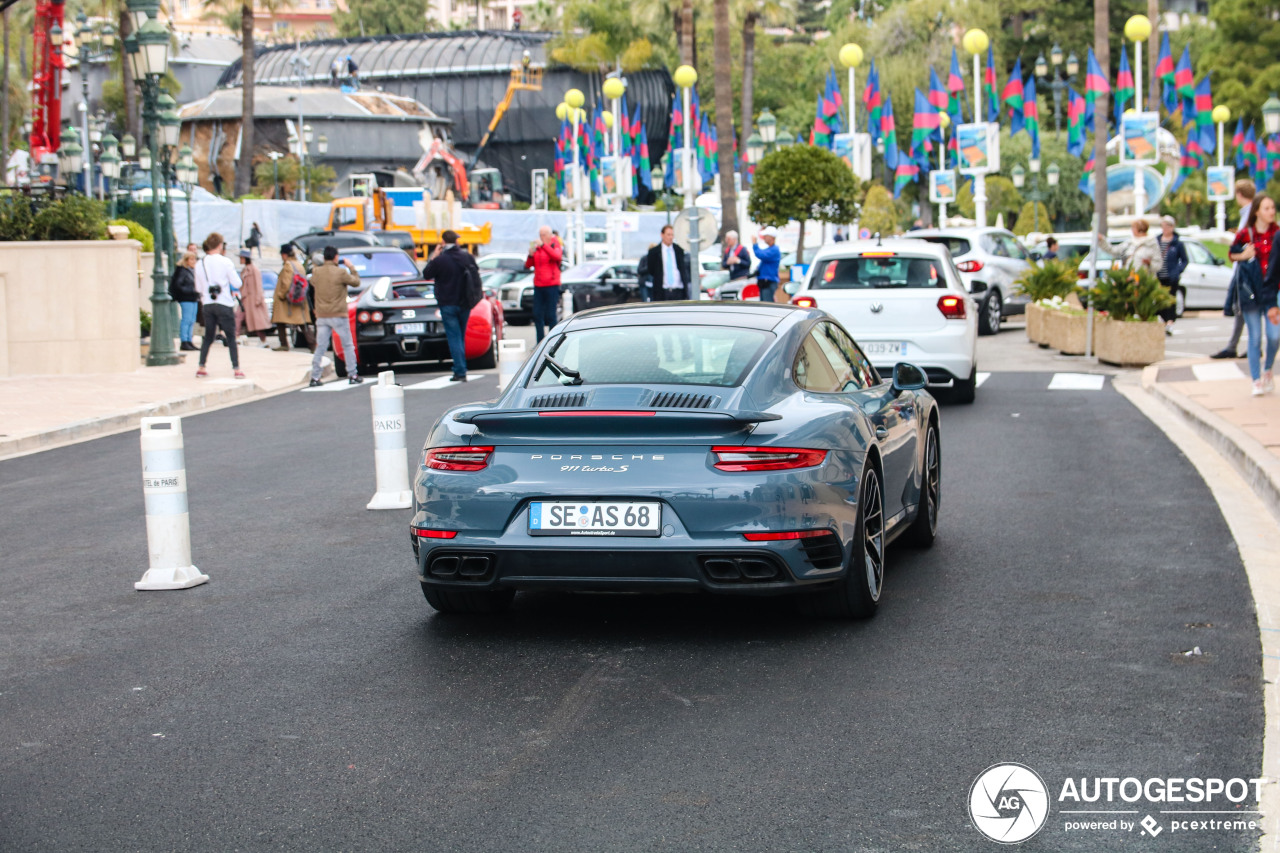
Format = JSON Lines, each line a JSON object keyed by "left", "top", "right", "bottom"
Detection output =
{"left": 0, "top": 240, "right": 143, "bottom": 377}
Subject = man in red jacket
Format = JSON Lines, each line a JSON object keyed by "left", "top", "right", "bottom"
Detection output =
{"left": 525, "top": 225, "right": 564, "bottom": 342}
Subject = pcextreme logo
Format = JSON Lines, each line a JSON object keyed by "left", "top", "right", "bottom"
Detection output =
{"left": 969, "top": 763, "right": 1051, "bottom": 844}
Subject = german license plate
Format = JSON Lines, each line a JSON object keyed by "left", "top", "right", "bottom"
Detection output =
{"left": 862, "top": 341, "right": 908, "bottom": 357}
{"left": 396, "top": 322, "right": 425, "bottom": 335}
{"left": 528, "top": 501, "right": 661, "bottom": 537}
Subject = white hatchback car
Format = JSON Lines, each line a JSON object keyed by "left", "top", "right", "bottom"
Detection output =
{"left": 792, "top": 239, "right": 979, "bottom": 402}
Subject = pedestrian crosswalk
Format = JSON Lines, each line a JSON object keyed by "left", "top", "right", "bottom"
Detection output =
{"left": 299, "top": 373, "right": 493, "bottom": 393}
{"left": 1047, "top": 373, "right": 1108, "bottom": 391}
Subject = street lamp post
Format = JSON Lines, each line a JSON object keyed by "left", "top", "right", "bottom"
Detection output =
{"left": 267, "top": 150, "right": 284, "bottom": 198}
{"left": 937, "top": 112, "right": 950, "bottom": 227}
{"left": 1036, "top": 45, "right": 1078, "bottom": 139}
{"left": 564, "top": 88, "right": 586, "bottom": 267}
{"left": 1263, "top": 94, "right": 1280, "bottom": 137}
{"left": 1125, "top": 15, "right": 1152, "bottom": 217}
{"left": 177, "top": 144, "right": 196, "bottom": 245}
{"left": 673, "top": 64, "right": 700, "bottom": 297}
{"left": 100, "top": 133, "right": 120, "bottom": 218}
{"left": 838, "top": 43, "right": 862, "bottom": 134}
{"left": 963, "top": 28, "right": 989, "bottom": 227}
{"left": 290, "top": 50, "right": 311, "bottom": 201}
{"left": 1212, "top": 105, "right": 1231, "bottom": 232}
{"left": 126, "top": 3, "right": 177, "bottom": 367}
{"left": 603, "top": 74, "right": 627, "bottom": 262}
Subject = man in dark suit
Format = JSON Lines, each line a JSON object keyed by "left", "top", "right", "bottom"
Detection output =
{"left": 646, "top": 224, "right": 690, "bottom": 301}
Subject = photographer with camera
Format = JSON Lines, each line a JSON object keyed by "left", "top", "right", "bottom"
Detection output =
{"left": 194, "top": 232, "right": 245, "bottom": 379}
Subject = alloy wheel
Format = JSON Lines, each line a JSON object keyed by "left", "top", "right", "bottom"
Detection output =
{"left": 863, "top": 469, "right": 885, "bottom": 600}
{"left": 924, "top": 428, "right": 939, "bottom": 530}
{"left": 987, "top": 294, "right": 1002, "bottom": 333}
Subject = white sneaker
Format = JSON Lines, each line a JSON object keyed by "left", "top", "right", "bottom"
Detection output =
{"left": 1253, "top": 380, "right": 1266, "bottom": 397}
{"left": 1265, "top": 371, "right": 1275, "bottom": 393}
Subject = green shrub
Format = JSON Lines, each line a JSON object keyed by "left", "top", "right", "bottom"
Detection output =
{"left": 109, "top": 218, "right": 154, "bottom": 252}
{"left": 1015, "top": 259, "right": 1078, "bottom": 301}
{"left": 32, "top": 195, "right": 108, "bottom": 241}
{"left": 116, "top": 202, "right": 156, "bottom": 232}
{"left": 140, "top": 309, "right": 152, "bottom": 338}
{"left": 1012, "top": 201, "right": 1051, "bottom": 236}
{"left": 0, "top": 194, "right": 35, "bottom": 240}
{"left": 1091, "top": 266, "right": 1175, "bottom": 322}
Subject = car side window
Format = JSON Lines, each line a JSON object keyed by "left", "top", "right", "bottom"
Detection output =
{"left": 1186, "top": 242, "right": 1211, "bottom": 265}
{"left": 826, "top": 324, "right": 879, "bottom": 389}
{"left": 794, "top": 331, "right": 842, "bottom": 393}
{"left": 982, "top": 235, "right": 1005, "bottom": 256}
{"left": 1000, "top": 235, "right": 1028, "bottom": 260}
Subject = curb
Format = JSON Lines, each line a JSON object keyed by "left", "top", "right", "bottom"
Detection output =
{"left": 1141, "top": 365, "right": 1280, "bottom": 524}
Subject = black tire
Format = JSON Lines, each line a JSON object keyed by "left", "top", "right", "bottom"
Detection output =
{"left": 421, "top": 584, "right": 515, "bottom": 614}
{"left": 468, "top": 320, "right": 498, "bottom": 370}
{"left": 509, "top": 318, "right": 532, "bottom": 326}
{"left": 949, "top": 366, "right": 976, "bottom": 404}
{"left": 357, "top": 359, "right": 376, "bottom": 376}
{"left": 901, "top": 422, "right": 939, "bottom": 548}
{"left": 1175, "top": 287, "right": 1186, "bottom": 318}
{"left": 332, "top": 352, "right": 348, "bottom": 378}
{"left": 978, "top": 290, "right": 1002, "bottom": 335}
{"left": 799, "top": 463, "right": 884, "bottom": 619}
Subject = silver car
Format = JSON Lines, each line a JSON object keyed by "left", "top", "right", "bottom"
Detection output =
{"left": 904, "top": 227, "right": 1033, "bottom": 336}
{"left": 1070, "top": 236, "right": 1229, "bottom": 315}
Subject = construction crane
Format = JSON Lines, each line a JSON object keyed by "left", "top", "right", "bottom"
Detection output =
{"left": 467, "top": 50, "right": 542, "bottom": 171}
{"left": 1, "top": 0, "right": 66, "bottom": 162}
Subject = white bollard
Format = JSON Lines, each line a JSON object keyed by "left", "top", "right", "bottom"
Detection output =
{"left": 367, "top": 370, "right": 412, "bottom": 510}
{"left": 561, "top": 288, "right": 573, "bottom": 321}
{"left": 135, "top": 417, "right": 209, "bottom": 591}
{"left": 497, "top": 338, "right": 527, "bottom": 390}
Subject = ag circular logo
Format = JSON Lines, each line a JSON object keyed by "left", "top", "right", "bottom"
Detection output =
{"left": 969, "top": 763, "right": 1050, "bottom": 844}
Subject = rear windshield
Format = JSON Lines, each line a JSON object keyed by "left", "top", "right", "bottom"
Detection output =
{"left": 918, "top": 236, "right": 971, "bottom": 257}
{"left": 562, "top": 263, "right": 604, "bottom": 279}
{"left": 809, "top": 254, "right": 947, "bottom": 289}
{"left": 344, "top": 251, "right": 420, "bottom": 277}
{"left": 391, "top": 283, "right": 435, "bottom": 299}
{"left": 532, "top": 326, "right": 773, "bottom": 388}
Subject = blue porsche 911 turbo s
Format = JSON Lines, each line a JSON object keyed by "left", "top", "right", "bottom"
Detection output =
{"left": 411, "top": 301, "right": 941, "bottom": 619}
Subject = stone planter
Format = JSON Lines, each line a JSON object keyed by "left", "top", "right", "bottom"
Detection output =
{"left": 1043, "top": 309, "right": 1089, "bottom": 355}
{"left": 1026, "top": 302, "right": 1048, "bottom": 345}
{"left": 1095, "top": 316, "right": 1166, "bottom": 366}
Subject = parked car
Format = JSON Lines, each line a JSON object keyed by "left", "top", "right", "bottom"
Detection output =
{"left": 1071, "top": 236, "right": 1229, "bottom": 314}
{"left": 487, "top": 268, "right": 536, "bottom": 325}
{"left": 560, "top": 260, "right": 643, "bottom": 312}
{"left": 335, "top": 275, "right": 505, "bottom": 377}
{"left": 333, "top": 245, "right": 422, "bottom": 301}
{"left": 287, "top": 230, "right": 382, "bottom": 272}
{"left": 370, "top": 230, "right": 418, "bottom": 257}
{"left": 904, "top": 227, "right": 1033, "bottom": 335}
{"left": 477, "top": 253, "right": 533, "bottom": 273}
{"left": 790, "top": 239, "right": 979, "bottom": 402}
{"left": 411, "top": 301, "right": 940, "bottom": 616}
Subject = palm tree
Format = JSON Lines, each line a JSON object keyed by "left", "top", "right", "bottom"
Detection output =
{"left": 712, "top": 0, "right": 737, "bottom": 236}
{"left": 680, "top": 0, "right": 694, "bottom": 66}
{"left": 735, "top": 0, "right": 791, "bottom": 156}
{"left": 2, "top": 8, "right": 9, "bottom": 171}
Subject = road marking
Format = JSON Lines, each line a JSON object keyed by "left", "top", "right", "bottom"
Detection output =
{"left": 976, "top": 372, "right": 991, "bottom": 387}
{"left": 300, "top": 378, "right": 370, "bottom": 393}
{"left": 404, "top": 374, "right": 489, "bottom": 391}
{"left": 1048, "top": 373, "right": 1106, "bottom": 391}
{"left": 1191, "top": 362, "right": 1247, "bottom": 382}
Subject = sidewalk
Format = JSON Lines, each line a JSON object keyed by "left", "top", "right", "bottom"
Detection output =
{"left": 1142, "top": 357, "right": 1280, "bottom": 521}
{"left": 0, "top": 341, "right": 327, "bottom": 460}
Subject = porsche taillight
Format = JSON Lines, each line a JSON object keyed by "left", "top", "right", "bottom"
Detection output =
{"left": 711, "top": 447, "right": 828, "bottom": 472}
{"left": 937, "top": 294, "right": 966, "bottom": 319}
{"left": 425, "top": 446, "right": 494, "bottom": 471}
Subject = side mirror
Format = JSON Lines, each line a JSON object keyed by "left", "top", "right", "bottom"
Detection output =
{"left": 891, "top": 362, "right": 928, "bottom": 394}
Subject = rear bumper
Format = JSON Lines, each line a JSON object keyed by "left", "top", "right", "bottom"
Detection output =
{"left": 860, "top": 323, "right": 975, "bottom": 387}
{"left": 415, "top": 538, "right": 846, "bottom": 595}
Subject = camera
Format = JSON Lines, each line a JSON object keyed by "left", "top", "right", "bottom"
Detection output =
{"left": 208, "top": 285, "right": 222, "bottom": 300}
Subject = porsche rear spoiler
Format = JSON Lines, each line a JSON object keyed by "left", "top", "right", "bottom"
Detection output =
{"left": 453, "top": 409, "right": 781, "bottom": 425}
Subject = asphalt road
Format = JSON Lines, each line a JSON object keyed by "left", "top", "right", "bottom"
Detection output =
{"left": 0, "top": 365, "right": 1262, "bottom": 851}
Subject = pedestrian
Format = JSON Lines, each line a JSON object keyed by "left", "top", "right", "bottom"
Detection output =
{"left": 833, "top": 227, "right": 847, "bottom": 243}
{"left": 194, "top": 232, "right": 244, "bottom": 379}
{"left": 1227, "top": 193, "right": 1280, "bottom": 396}
{"left": 186, "top": 242, "right": 199, "bottom": 258}
{"left": 1044, "top": 236, "right": 1059, "bottom": 260}
{"left": 1155, "top": 215, "right": 1189, "bottom": 334}
{"left": 524, "top": 225, "right": 564, "bottom": 342}
{"left": 1212, "top": 179, "right": 1258, "bottom": 359}
{"left": 909, "top": 219, "right": 924, "bottom": 231}
{"left": 422, "top": 230, "right": 479, "bottom": 381}
{"left": 309, "top": 246, "right": 362, "bottom": 387}
{"left": 752, "top": 226, "right": 782, "bottom": 302}
{"left": 272, "top": 243, "right": 315, "bottom": 352}
{"left": 722, "top": 230, "right": 751, "bottom": 280}
{"left": 637, "top": 243, "right": 655, "bottom": 302}
{"left": 169, "top": 251, "right": 199, "bottom": 351}
{"left": 1120, "top": 219, "right": 1159, "bottom": 270}
{"left": 238, "top": 248, "right": 271, "bottom": 345}
{"left": 245, "top": 221, "right": 262, "bottom": 258}
{"left": 645, "top": 224, "right": 690, "bottom": 301}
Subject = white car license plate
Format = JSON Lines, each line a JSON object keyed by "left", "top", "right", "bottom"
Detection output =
{"left": 396, "top": 322, "right": 425, "bottom": 335}
{"left": 528, "top": 501, "right": 661, "bottom": 537}
{"left": 861, "top": 341, "right": 908, "bottom": 357}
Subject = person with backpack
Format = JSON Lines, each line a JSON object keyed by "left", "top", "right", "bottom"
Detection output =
{"left": 272, "top": 244, "right": 315, "bottom": 352}
{"left": 1228, "top": 193, "right": 1280, "bottom": 396}
{"left": 422, "top": 229, "right": 481, "bottom": 382}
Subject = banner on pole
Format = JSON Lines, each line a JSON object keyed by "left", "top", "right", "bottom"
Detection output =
{"left": 1206, "top": 166, "right": 1234, "bottom": 201}
{"left": 955, "top": 122, "right": 999, "bottom": 174}
{"left": 1120, "top": 112, "right": 1160, "bottom": 164}
{"left": 929, "top": 170, "right": 957, "bottom": 204}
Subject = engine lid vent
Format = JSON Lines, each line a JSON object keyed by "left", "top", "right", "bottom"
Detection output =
{"left": 648, "top": 391, "right": 719, "bottom": 409}
{"left": 529, "top": 392, "right": 589, "bottom": 408}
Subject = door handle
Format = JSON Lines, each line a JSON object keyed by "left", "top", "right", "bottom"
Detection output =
{"left": 875, "top": 426, "right": 888, "bottom": 439}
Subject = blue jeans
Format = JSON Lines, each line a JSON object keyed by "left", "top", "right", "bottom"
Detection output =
{"left": 439, "top": 304, "right": 469, "bottom": 377}
{"left": 758, "top": 280, "right": 778, "bottom": 303}
{"left": 532, "top": 286, "right": 560, "bottom": 342}
{"left": 179, "top": 301, "right": 198, "bottom": 342}
{"left": 639, "top": 282, "right": 652, "bottom": 302}
{"left": 1242, "top": 307, "right": 1280, "bottom": 381}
